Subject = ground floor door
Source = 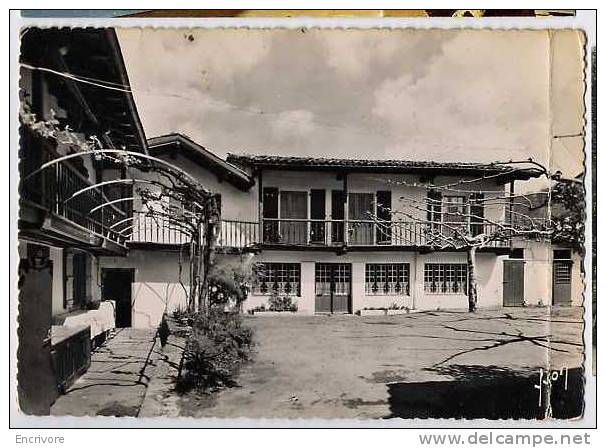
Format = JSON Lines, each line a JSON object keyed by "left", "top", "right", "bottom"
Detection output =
{"left": 553, "top": 260, "right": 573, "bottom": 306}
{"left": 102, "top": 268, "right": 134, "bottom": 327}
{"left": 503, "top": 260, "right": 525, "bottom": 306}
{"left": 315, "top": 263, "right": 351, "bottom": 313}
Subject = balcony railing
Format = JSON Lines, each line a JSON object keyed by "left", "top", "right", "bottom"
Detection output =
{"left": 218, "top": 220, "right": 260, "bottom": 249}
{"left": 128, "top": 211, "right": 191, "bottom": 245}
{"left": 124, "top": 215, "right": 511, "bottom": 249}
{"left": 218, "top": 219, "right": 510, "bottom": 249}
{"left": 20, "top": 148, "right": 128, "bottom": 245}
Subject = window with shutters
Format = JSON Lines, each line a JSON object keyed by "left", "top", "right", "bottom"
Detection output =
{"left": 365, "top": 263, "right": 410, "bottom": 295}
{"left": 252, "top": 263, "right": 301, "bottom": 296}
{"left": 426, "top": 192, "right": 485, "bottom": 237}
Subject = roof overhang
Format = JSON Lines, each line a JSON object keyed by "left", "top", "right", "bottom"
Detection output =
{"left": 20, "top": 27, "right": 148, "bottom": 155}
{"left": 148, "top": 134, "right": 255, "bottom": 191}
{"left": 226, "top": 155, "right": 543, "bottom": 183}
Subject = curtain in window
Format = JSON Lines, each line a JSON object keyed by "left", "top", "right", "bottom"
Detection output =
{"left": 280, "top": 191, "right": 308, "bottom": 244}
{"left": 348, "top": 193, "right": 374, "bottom": 245}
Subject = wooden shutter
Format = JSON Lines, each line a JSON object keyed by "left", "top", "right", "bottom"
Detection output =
{"left": 331, "top": 190, "right": 345, "bottom": 219}
{"left": 310, "top": 190, "right": 326, "bottom": 243}
{"left": 376, "top": 190, "right": 392, "bottom": 243}
{"left": 311, "top": 190, "right": 326, "bottom": 219}
{"left": 470, "top": 192, "right": 484, "bottom": 236}
{"left": 73, "top": 253, "right": 87, "bottom": 307}
{"left": 263, "top": 187, "right": 279, "bottom": 218}
{"left": 262, "top": 187, "right": 279, "bottom": 243}
{"left": 331, "top": 190, "right": 345, "bottom": 243}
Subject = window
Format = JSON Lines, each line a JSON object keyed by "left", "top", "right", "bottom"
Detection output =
{"left": 510, "top": 248, "right": 525, "bottom": 259}
{"left": 427, "top": 192, "right": 486, "bottom": 238}
{"left": 348, "top": 192, "right": 374, "bottom": 245}
{"left": 424, "top": 263, "right": 468, "bottom": 294}
{"left": 280, "top": 191, "right": 308, "bottom": 244}
{"left": 365, "top": 263, "right": 410, "bottom": 295}
{"left": 253, "top": 263, "right": 301, "bottom": 296}
{"left": 554, "top": 249, "right": 572, "bottom": 260}
{"left": 64, "top": 250, "right": 88, "bottom": 309}
{"left": 442, "top": 195, "right": 467, "bottom": 226}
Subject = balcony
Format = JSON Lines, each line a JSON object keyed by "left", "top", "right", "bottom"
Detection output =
{"left": 20, "top": 143, "right": 129, "bottom": 248}
{"left": 126, "top": 215, "right": 510, "bottom": 250}
{"left": 129, "top": 211, "right": 192, "bottom": 246}
{"left": 219, "top": 219, "right": 510, "bottom": 250}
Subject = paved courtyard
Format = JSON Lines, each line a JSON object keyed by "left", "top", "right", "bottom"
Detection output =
{"left": 51, "top": 307, "right": 584, "bottom": 420}
{"left": 174, "top": 307, "right": 584, "bottom": 419}
{"left": 52, "top": 328, "right": 157, "bottom": 417}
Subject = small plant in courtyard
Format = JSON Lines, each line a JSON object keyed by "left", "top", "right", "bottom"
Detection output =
{"left": 268, "top": 295, "right": 298, "bottom": 312}
{"left": 207, "top": 255, "right": 255, "bottom": 311}
{"left": 177, "top": 309, "right": 254, "bottom": 392}
{"left": 158, "top": 314, "right": 170, "bottom": 349}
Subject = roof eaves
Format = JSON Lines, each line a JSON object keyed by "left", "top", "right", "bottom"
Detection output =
{"left": 148, "top": 134, "right": 255, "bottom": 191}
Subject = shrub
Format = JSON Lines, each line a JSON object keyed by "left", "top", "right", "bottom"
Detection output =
{"left": 268, "top": 295, "right": 297, "bottom": 312}
{"left": 158, "top": 314, "right": 170, "bottom": 348}
{"left": 177, "top": 309, "right": 254, "bottom": 392}
{"left": 207, "top": 255, "right": 255, "bottom": 309}
{"left": 172, "top": 304, "right": 189, "bottom": 321}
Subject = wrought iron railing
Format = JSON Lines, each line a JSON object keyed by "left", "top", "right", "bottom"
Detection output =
{"left": 128, "top": 211, "right": 192, "bottom": 245}
{"left": 257, "top": 218, "right": 510, "bottom": 248}
{"left": 125, "top": 216, "right": 511, "bottom": 249}
{"left": 19, "top": 131, "right": 128, "bottom": 245}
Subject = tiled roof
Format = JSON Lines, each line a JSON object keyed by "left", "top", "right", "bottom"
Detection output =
{"left": 226, "top": 154, "right": 543, "bottom": 181}
{"left": 148, "top": 134, "right": 255, "bottom": 190}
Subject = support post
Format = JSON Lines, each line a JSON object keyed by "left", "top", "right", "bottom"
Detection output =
{"left": 343, "top": 172, "right": 349, "bottom": 246}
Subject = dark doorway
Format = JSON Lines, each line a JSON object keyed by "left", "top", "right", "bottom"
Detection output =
{"left": 102, "top": 268, "right": 134, "bottom": 327}
{"left": 315, "top": 263, "right": 351, "bottom": 313}
{"left": 503, "top": 259, "right": 525, "bottom": 306}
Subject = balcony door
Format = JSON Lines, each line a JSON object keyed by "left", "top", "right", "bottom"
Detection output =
{"left": 315, "top": 263, "right": 351, "bottom": 314}
{"left": 348, "top": 193, "right": 374, "bottom": 245}
{"left": 280, "top": 191, "right": 308, "bottom": 245}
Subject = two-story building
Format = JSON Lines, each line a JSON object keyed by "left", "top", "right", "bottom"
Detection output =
{"left": 108, "top": 133, "right": 577, "bottom": 325}
{"left": 18, "top": 28, "right": 148, "bottom": 413}
{"left": 225, "top": 154, "right": 542, "bottom": 314}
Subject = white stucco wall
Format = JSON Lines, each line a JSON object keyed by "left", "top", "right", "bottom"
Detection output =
{"left": 50, "top": 247, "right": 64, "bottom": 316}
{"left": 99, "top": 249, "right": 191, "bottom": 328}
{"left": 510, "top": 239, "right": 585, "bottom": 307}
{"left": 243, "top": 249, "right": 503, "bottom": 313}
{"left": 260, "top": 170, "right": 507, "bottom": 224}
{"left": 124, "top": 153, "right": 258, "bottom": 222}
{"left": 570, "top": 250, "right": 584, "bottom": 307}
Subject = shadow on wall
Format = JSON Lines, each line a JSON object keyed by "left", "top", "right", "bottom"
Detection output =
{"left": 385, "top": 365, "right": 584, "bottom": 420}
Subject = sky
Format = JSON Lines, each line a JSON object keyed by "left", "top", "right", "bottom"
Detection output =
{"left": 117, "top": 28, "right": 585, "bottom": 180}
